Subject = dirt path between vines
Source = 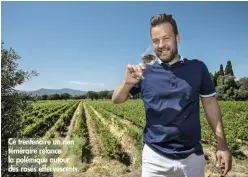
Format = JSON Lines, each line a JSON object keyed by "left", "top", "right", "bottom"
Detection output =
{"left": 52, "top": 103, "right": 134, "bottom": 177}
{"left": 64, "top": 103, "right": 134, "bottom": 177}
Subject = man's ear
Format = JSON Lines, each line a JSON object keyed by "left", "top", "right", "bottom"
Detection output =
{"left": 176, "top": 33, "right": 180, "bottom": 43}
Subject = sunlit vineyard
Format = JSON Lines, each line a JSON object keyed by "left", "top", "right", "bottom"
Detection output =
{"left": 19, "top": 99, "right": 248, "bottom": 177}
{"left": 88, "top": 100, "right": 248, "bottom": 156}
{"left": 20, "top": 100, "right": 80, "bottom": 138}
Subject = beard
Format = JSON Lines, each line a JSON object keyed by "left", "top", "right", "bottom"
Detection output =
{"left": 155, "top": 43, "right": 178, "bottom": 64}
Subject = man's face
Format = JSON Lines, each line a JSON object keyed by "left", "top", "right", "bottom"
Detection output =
{"left": 151, "top": 23, "right": 180, "bottom": 63}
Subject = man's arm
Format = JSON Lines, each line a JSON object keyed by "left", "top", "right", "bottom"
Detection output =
{"left": 199, "top": 60, "right": 232, "bottom": 176}
{"left": 112, "top": 81, "right": 133, "bottom": 104}
{"left": 201, "top": 96, "right": 227, "bottom": 149}
{"left": 201, "top": 96, "right": 232, "bottom": 176}
{"left": 112, "top": 63, "right": 144, "bottom": 104}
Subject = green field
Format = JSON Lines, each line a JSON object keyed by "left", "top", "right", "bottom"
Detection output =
{"left": 19, "top": 99, "right": 248, "bottom": 177}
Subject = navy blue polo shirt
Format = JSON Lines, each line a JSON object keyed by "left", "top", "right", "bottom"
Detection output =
{"left": 129, "top": 56, "right": 216, "bottom": 159}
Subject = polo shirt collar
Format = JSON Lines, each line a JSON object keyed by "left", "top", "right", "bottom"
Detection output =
{"left": 157, "top": 55, "right": 184, "bottom": 65}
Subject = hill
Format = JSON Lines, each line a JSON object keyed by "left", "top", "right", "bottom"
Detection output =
{"left": 19, "top": 88, "right": 86, "bottom": 96}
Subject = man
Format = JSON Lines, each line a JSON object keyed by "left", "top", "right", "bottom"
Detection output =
{"left": 112, "top": 13, "right": 232, "bottom": 177}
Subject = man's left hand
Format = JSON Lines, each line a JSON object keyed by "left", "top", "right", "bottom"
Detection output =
{"left": 216, "top": 149, "right": 232, "bottom": 176}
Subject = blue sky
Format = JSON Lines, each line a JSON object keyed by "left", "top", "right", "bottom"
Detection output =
{"left": 2, "top": 1, "right": 248, "bottom": 91}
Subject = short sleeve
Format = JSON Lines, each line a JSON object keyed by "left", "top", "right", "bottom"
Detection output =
{"left": 199, "top": 62, "right": 216, "bottom": 97}
{"left": 129, "top": 82, "right": 141, "bottom": 97}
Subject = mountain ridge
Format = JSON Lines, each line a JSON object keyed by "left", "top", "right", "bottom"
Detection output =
{"left": 18, "top": 88, "right": 87, "bottom": 96}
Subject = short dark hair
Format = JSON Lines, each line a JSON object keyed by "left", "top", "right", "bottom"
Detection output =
{"left": 150, "top": 13, "right": 179, "bottom": 35}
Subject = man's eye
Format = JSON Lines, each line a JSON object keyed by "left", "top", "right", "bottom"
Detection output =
{"left": 153, "top": 40, "right": 159, "bottom": 44}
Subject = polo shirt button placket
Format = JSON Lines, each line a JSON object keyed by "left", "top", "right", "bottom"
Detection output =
{"left": 170, "top": 75, "right": 177, "bottom": 88}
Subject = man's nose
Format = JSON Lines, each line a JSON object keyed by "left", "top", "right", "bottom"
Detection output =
{"left": 158, "top": 40, "right": 165, "bottom": 48}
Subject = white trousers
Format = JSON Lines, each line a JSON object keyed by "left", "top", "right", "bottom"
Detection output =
{"left": 142, "top": 144, "right": 205, "bottom": 177}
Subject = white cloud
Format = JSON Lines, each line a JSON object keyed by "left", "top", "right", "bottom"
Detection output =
{"left": 68, "top": 81, "right": 105, "bottom": 86}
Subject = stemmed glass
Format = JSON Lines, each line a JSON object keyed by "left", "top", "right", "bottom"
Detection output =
{"left": 141, "top": 44, "right": 156, "bottom": 65}
{"left": 139, "top": 45, "right": 156, "bottom": 80}
{"left": 128, "top": 45, "right": 156, "bottom": 98}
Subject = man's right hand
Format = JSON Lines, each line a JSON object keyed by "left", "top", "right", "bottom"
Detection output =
{"left": 124, "top": 63, "right": 146, "bottom": 85}
{"left": 112, "top": 63, "right": 145, "bottom": 104}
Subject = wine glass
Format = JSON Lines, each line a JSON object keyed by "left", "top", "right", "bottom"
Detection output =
{"left": 141, "top": 44, "right": 156, "bottom": 65}
{"left": 137, "top": 45, "right": 156, "bottom": 80}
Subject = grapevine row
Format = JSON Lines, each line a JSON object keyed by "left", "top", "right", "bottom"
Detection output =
{"left": 21, "top": 101, "right": 80, "bottom": 137}
{"left": 89, "top": 103, "right": 143, "bottom": 151}
{"left": 85, "top": 103, "right": 128, "bottom": 163}
{"left": 44, "top": 102, "right": 79, "bottom": 138}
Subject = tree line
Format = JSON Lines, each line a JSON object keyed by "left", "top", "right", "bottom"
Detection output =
{"left": 32, "top": 90, "right": 113, "bottom": 101}
{"left": 210, "top": 60, "right": 248, "bottom": 101}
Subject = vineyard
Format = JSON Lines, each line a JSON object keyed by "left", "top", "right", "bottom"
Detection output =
{"left": 19, "top": 99, "right": 248, "bottom": 177}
